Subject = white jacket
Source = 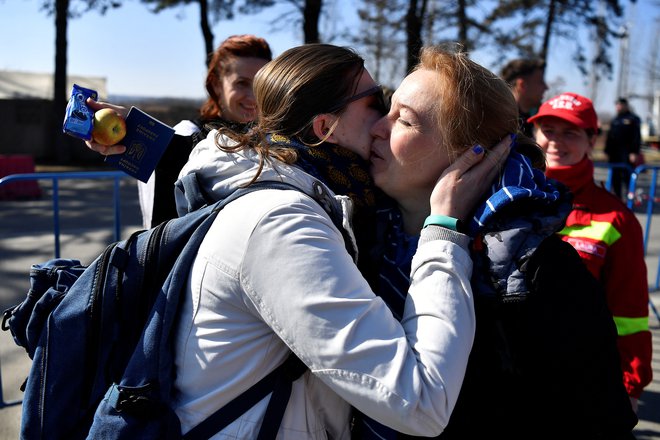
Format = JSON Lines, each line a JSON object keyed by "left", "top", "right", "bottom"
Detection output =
{"left": 173, "top": 131, "right": 476, "bottom": 439}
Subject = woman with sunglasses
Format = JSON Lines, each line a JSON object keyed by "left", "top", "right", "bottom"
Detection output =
{"left": 169, "top": 43, "right": 510, "bottom": 438}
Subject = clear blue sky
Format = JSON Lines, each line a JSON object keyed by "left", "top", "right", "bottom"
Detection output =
{"left": 1, "top": 0, "right": 658, "bottom": 117}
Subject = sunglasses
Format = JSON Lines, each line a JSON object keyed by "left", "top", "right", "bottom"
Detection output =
{"left": 326, "top": 85, "right": 387, "bottom": 114}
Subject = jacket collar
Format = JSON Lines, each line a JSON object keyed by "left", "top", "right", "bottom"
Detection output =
{"left": 545, "top": 155, "right": 593, "bottom": 197}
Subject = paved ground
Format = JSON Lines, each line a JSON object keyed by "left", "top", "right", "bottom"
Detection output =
{"left": 0, "top": 173, "right": 144, "bottom": 438}
{"left": 1, "top": 169, "right": 660, "bottom": 438}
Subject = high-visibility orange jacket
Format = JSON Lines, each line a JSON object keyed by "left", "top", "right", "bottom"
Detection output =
{"left": 546, "top": 156, "right": 652, "bottom": 398}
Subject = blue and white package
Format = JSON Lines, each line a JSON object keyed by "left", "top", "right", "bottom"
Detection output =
{"left": 62, "top": 84, "right": 98, "bottom": 141}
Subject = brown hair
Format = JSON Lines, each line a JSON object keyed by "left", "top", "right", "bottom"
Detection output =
{"left": 217, "top": 44, "right": 366, "bottom": 183}
{"left": 500, "top": 58, "right": 546, "bottom": 85}
{"left": 417, "top": 45, "right": 545, "bottom": 169}
{"left": 199, "top": 34, "right": 272, "bottom": 121}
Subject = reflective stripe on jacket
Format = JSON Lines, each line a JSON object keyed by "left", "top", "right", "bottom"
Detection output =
{"left": 547, "top": 157, "right": 652, "bottom": 398}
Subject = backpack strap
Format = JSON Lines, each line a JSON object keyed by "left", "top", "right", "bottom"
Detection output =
{"left": 182, "top": 353, "right": 307, "bottom": 440}
{"left": 256, "top": 354, "right": 308, "bottom": 440}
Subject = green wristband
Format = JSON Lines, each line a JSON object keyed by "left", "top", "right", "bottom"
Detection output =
{"left": 423, "top": 214, "right": 461, "bottom": 231}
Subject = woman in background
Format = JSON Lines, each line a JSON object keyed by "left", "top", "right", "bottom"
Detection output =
{"left": 87, "top": 34, "right": 272, "bottom": 228}
{"left": 529, "top": 92, "right": 651, "bottom": 415}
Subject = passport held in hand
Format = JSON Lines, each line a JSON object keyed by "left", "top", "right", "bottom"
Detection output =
{"left": 104, "top": 107, "right": 175, "bottom": 182}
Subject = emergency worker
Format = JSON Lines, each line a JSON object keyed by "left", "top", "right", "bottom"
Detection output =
{"left": 529, "top": 92, "right": 652, "bottom": 413}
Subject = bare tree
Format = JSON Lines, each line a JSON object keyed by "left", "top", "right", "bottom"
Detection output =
{"left": 487, "top": 0, "right": 629, "bottom": 81}
{"left": 53, "top": 0, "right": 70, "bottom": 162}
{"left": 354, "top": 0, "right": 499, "bottom": 82}
{"left": 240, "top": 0, "right": 323, "bottom": 43}
{"left": 352, "top": 0, "right": 404, "bottom": 86}
{"left": 39, "top": 0, "right": 122, "bottom": 162}
{"left": 302, "top": 0, "right": 322, "bottom": 43}
{"left": 141, "top": 0, "right": 236, "bottom": 66}
{"left": 404, "top": 0, "right": 428, "bottom": 73}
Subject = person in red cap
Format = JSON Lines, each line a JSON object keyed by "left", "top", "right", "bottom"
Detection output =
{"left": 528, "top": 92, "right": 652, "bottom": 413}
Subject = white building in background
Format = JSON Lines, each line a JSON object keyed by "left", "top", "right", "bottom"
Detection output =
{"left": 0, "top": 70, "right": 107, "bottom": 100}
{"left": 0, "top": 70, "right": 107, "bottom": 160}
{"left": 650, "top": 91, "right": 660, "bottom": 138}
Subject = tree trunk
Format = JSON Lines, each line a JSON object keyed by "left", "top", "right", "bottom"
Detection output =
{"left": 457, "top": 0, "right": 468, "bottom": 51}
{"left": 53, "top": 0, "right": 69, "bottom": 163}
{"left": 198, "top": 0, "right": 215, "bottom": 66}
{"left": 373, "top": 1, "right": 385, "bottom": 81}
{"left": 540, "top": 0, "right": 556, "bottom": 63}
{"left": 405, "top": 0, "right": 423, "bottom": 74}
{"left": 303, "top": 0, "right": 322, "bottom": 43}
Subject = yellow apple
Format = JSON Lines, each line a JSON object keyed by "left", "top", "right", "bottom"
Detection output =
{"left": 91, "top": 108, "right": 127, "bottom": 146}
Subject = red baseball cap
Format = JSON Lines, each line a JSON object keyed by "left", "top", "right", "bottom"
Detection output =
{"left": 527, "top": 92, "right": 598, "bottom": 132}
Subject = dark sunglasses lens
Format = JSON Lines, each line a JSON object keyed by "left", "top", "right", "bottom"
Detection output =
{"left": 374, "top": 89, "right": 387, "bottom": 114}
{"left": 361, "top": 86, "right": 387, "bottom": 114}
{"left": 328, "top": 86, "right": 386, "bottom": 114}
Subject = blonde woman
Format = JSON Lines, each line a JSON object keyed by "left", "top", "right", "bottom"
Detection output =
{"left": 364, "top": 46, "right": 637, "bottom": 439}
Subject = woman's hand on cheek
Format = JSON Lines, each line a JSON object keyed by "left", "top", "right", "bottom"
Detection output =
{"left": 430, "top": 137, "right": 511, "bottom": 222}
{"left": 83, "top": 98, "right": 128, "bottom": 156}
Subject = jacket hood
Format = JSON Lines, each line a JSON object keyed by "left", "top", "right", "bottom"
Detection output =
{"left": 175, "top": 130, "right": 341, "bottom": 214}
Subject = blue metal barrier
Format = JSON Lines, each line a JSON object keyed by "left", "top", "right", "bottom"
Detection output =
{"left": 0, "top": 171, "right": 130, "bottom": 409}
{"left": 593, "top": 163, "right": 658, "bottom": 251}
{"left": 0, "top": 171, "right": 129, "bottom": 258}
{"left": 593, "top": 162, "right": 634, "bottom": 195}
{"left": 626, "top": 165, "right": 660, "bottom": 285}
{"left": 0, "top": 170, "right": 132, "bottom": 409}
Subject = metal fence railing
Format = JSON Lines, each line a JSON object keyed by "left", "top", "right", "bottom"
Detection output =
{"left": 0, "top": 171, "right": 132, "bottom": 409}
{"left": 0, "top": 171, "right": 130, "bottom": 258}
{"left": 626, "top": 165, "right": 660, "bottom": 287}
